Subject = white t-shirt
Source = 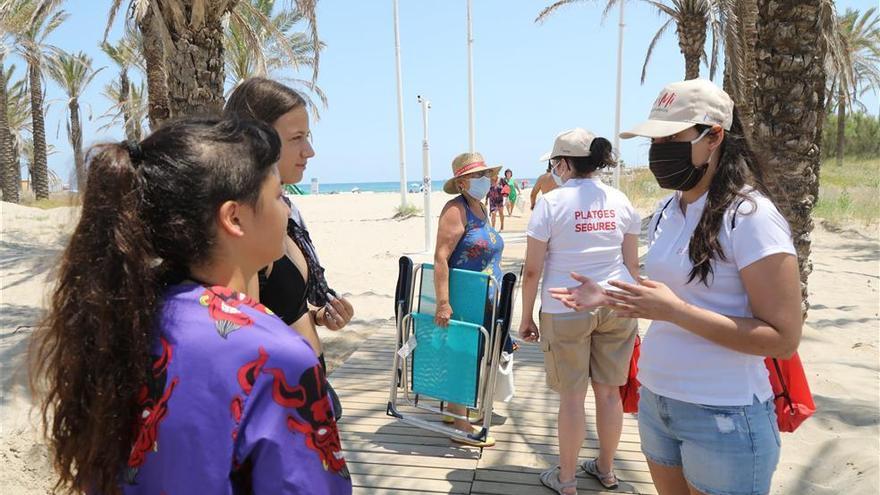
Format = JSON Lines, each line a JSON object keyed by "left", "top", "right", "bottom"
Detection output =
{"left": 639, "top": 189, "right": 796, "bottom": 406}
{"left": 527, "top": 177, "right": 641, "bottom": 314}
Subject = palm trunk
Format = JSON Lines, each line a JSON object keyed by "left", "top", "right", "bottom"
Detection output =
{"left": 0, "top": 57, "right": 19, "bottom": 203}
{"left": 139, "top": 9, "right": 170, "bottom": 129}
{"left": 69, "top": 98, "right": 84, "bottom": 190}
{"left": 678, "top": 13, "right": 707, "bottom": 80}
{"left": 724, "top": 0, "right": 758, "bottom": 141}
{"left": 28, "top": 51, "right": 49, "bottom": 200}
{"left": 753, "top": 0, "right": 828, "bottom": 317}
{"left": 835, "top": 86, "right": 845, "bottom": 167}
{"left": 119, "top": 68, "right": 139, "bottom": 142}
{"left": 165, "top": 19, "right": 226, "bottom": 117}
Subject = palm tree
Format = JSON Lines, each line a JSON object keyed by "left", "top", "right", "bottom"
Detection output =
{"left": 104, "top": 0, "right": 320, "bottom": 124}
{"left": 536, "top": 0, "right": 733, "bottom": 83}
{"left": 1, "top": 64, "right": 29, "bottom": 202}
{"left": 752, "top": 0, "right": 837, "bottom": 315}
{"left": 721, "top": 0, "right": 757, "bottom": 139}
{"left": 7, "top": 0, "right": 67, "bottom": 200}
{"left": 827, "top": 7, "right": 880, "bottom": 167}
{"left": 99, "top": 78, "right": 148, "bottom": 141}
{"left": 46, "top": 50, "right": 103, "bottom": 190}
{"left": 101, "top": 24, "right": 145, "bottom": 141}
{"left": 0, "top": 52, "right": 18, "bottom": 202}
{"left": 224, "top": 0, "right": 326, "bottom": 115}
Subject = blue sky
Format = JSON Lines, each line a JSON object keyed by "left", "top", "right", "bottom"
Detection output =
{"left": 7, "top": 0, "right": 878, "bottom": 185}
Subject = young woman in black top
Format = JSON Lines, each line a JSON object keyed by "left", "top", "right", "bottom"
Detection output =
{"left": 225, "top": 78, "right": 354, "bottom": 417}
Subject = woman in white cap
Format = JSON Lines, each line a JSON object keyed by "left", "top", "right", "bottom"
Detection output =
{"left": 550, "top": 80, "right": 802, "bottom": 495}
{"left": 518, "top": 129, "right": 641, "bottom": 493}
{"left": 433, "top": 152, "right": 505, "bottom": 447}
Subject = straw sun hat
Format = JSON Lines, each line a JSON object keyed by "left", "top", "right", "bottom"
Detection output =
{"left": 442, "top": 152, "right": 502, "bottom": 194}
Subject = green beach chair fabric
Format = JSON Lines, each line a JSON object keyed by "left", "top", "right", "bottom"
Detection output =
{"left": 410, "top": 313, "right": 481, "bottom": 407}
{"left": 410, "top": 264, "right": 491, "bottom": 406}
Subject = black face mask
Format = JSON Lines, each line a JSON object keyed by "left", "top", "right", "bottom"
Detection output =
{"left": 648, "top": 141, "right": 709, "bottom": 191}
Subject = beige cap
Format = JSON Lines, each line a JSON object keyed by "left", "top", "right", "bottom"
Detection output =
{"left": 538, "top": 128, "right": 596, "bottom": 161}
{"left": 442, "top": 152, "right": 502, "bottom": 194}
{"left": 620, "top": 79, "right": 734, "bottom": 139}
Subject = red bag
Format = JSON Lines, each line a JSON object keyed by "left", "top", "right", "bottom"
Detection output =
{"left": 764, "top": 353, "right": 816, "bottom": 432}
{"left": 619, "top": 335, "right": 641, "bottom": 413}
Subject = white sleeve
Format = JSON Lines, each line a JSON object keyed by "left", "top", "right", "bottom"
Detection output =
{"left": 526, "top": 196, "right": 552, "bottom": 242}
{"left": 731, "top": 196, "right": 797, "bottom": 270}
{"left": 624, "top": 201, "right": 642, "bottom": 235}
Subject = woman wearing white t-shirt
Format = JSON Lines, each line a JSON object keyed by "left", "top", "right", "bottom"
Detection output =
{"left": 551, "top": 80, "right": 802, "bottom": 495}
{"left": 519, "top": 128, "right": 641, "bottom": 494}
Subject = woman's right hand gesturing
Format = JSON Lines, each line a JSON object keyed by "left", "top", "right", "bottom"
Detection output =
{"left": 434, "top": 301, "right": 453, "bottom": 327}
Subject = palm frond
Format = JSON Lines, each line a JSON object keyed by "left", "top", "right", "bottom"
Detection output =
{"left": 641, "top": 18, "right": 674, "bottom": 83}
{"left": 535, "top": 0, "right": 589, "bottom": 23}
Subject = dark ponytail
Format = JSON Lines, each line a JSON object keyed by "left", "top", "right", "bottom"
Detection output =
{"left": 565, "top": 137, "right": 617, "bottom": 176}
{"left": 687, "top": 108, "right": 776, "bottom": 284}
{"left": 31, "top": 116, "right": 281, "bottom": 495}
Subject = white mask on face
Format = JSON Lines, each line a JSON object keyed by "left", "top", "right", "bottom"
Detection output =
{"left": 465, "top": 176, "right": 492, "bottom": 199}
{"left": 551, "top": 161, "right": 566, "bottom": 186}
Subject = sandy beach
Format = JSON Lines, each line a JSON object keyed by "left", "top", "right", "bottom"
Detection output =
{"left": 1, "top": 191, "right": 877, "bottom": 494}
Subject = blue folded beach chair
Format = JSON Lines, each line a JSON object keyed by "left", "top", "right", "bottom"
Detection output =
{"left": 388, "top": 257, "right": 517, "bottom": 444}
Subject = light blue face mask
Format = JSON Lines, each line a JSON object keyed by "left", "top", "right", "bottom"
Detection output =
{"left": 466, "top": 176, "right": 492, "bottom": 199}
{"left": 550, "top": 160, "right": 566, "bottom": 186}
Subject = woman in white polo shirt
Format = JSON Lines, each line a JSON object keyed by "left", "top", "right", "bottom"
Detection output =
{"left": 519, "top": 128, "right": 641, "bottom": 494}
{"left": 550, "top": 80, "right": 802, "bottom": 495}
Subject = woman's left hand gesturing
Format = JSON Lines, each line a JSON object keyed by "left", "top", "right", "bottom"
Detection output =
{"left": 606, "top": 277, "right": 686, "bottom": 322}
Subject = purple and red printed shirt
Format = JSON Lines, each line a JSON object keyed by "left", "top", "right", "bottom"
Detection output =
{"left": 121, "top": 283, "right": 352, "bottom": 494}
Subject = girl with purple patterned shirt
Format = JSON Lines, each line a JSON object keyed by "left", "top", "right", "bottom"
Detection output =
{"left": 31, "top": 117, "right": 352, "bottom": 494}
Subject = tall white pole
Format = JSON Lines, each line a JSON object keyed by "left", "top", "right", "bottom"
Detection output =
{"left": 466, "top": 0, "right": 475, "bottom": 152}
{"left": 612, "top": 1, "right": 625, "bottom": 188}
{"left": 418, "top": 96, "right": 433, "bottom": 252}
{"left": 393, "top": 0, "right": 408, "bottom": 206}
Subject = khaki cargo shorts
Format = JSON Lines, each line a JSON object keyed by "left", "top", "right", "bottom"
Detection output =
{"left": 539, "top": 308, "right": 638, "bottom": 392}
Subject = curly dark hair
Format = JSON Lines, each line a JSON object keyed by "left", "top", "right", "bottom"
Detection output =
{"left": 29, "top": 116, "right": 281, "bottom": 495}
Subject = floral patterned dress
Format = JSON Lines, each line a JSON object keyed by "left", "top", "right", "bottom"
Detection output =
{"left": 448, "top": 196, "right": 513, "bottom": 354}
{"left": 122, "top": 283, "right": 352, "bottom": 495}
{"left": 450, "top": 195, "right": 504, "bottom": 286}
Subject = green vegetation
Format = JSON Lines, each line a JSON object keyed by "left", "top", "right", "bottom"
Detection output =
{"left": 617, "top": 156, "right": 879, "bottom": 228}
{"left": 392, "top": 203, "right": 422, "bottom": 220}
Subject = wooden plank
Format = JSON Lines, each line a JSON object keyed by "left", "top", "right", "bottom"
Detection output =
{"left": 342, "top": 451, "right": 477, "bottom": 470}
{"left": 351, "top": 473, "right": 471, "bottom": 494}
{"left": 346, "top": 462, "right": 475, "bottom": 482}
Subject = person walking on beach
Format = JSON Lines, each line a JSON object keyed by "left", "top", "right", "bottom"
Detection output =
{"left": 501, "top": 168, "right": 521, "bottom": 216}
{"left": 518, "top": 128, "right": 641, "bottom": 494}
{"left": 433, "top": 152, "right": 508, "bottom": 447}
{"left": 225, "top": 77, "right": 353, "bottom": 420}
{"left": 486, "top": 173, "right": 506, "bottom": 231}
{"left": 30, "top": 117, "right": 352, "bottom": 494}
{"left": 551, "top": 80, "right": 802, "bottom": 495}
{"left": 530, "top": 163, "right": 560, "bottom": 210}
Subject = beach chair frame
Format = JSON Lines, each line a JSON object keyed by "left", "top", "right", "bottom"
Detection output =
{"left": 387, "top": 257, "right": 516, "bottom": 445}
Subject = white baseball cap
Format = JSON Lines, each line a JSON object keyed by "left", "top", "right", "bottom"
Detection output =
{"left": 538, "top": 128, "right": 596, "bottom": 161}
{"left": 620, "top": 79, "right": 734, "bottom": 139}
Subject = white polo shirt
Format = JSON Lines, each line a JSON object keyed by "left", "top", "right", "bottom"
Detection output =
{"left": 639, "top": 189, "right": 796, "bottom": 406}
{"left": 527, "top": 177, "right": 641, "bottom": 314}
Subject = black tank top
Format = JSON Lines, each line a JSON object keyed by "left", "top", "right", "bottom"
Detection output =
{"left": 259, "top": 238, "right": 309, "bottom": 325}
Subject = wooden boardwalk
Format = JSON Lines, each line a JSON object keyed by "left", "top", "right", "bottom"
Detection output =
{"left": 330, "top": 324, "right": 656, "bottom": 495}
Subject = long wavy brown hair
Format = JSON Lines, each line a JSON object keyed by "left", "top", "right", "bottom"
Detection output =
{"left": 687, "top": 109, "right": 780, "bottom": 284}
{"left": 29, "top": 116, "right": 280, "bottom": 494}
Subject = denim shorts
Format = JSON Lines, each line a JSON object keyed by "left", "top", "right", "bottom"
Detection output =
{"left": 638, "top": 387, "right": 781, "bottom": 495}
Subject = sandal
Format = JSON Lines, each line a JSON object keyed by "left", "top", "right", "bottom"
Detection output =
{"left": 450, "top": 434, "right": 495, "bottom": 448}
{"left": 442, "top": 410, "right": 483, "bottom": 424}
{"left": 580, "top": 458, "right": 618, "bottom": 490}
{"left": 539, "top": 466, "right": 578, "bottom": 494}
